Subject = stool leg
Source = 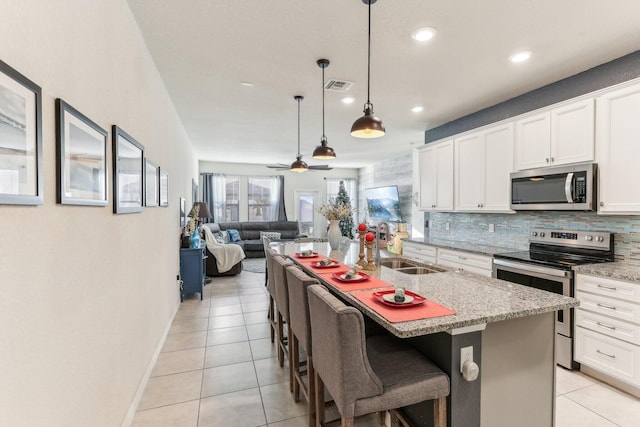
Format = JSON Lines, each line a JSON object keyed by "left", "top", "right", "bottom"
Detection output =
{"left": 433, "top": 397, "right": 447, "bottom": 427}
{"left": 292, "top": 335, "right": 300, "bottom": 401}
{"left": 268, "top": 297, "right": 275, "bottom": 343}
{"left": 277, "top": 312, "right": 284, "bottom": 367}
{"left": 341, "top": 418, "right": 354, "bottom": 427}
{"left": 307, "top": 355, "right": 315, "bottom": 427}
{"left": 287, "top": 322, "right": 294, "bottom": 393}
{"left": 377, "top": 411, "right": 386, "bottom": 425}
{"left": 314, "top": 372, "right": 324, "bottom": 427}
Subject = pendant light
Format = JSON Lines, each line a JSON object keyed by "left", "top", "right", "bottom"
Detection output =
{"left": 351, "top": 0, "right": 385, "bottom": 138}
{"left": 312, "top": 59, "right": 337, "bottom": 159}
{"left": 290, "top": 95, "right": 308, "bottom": 173}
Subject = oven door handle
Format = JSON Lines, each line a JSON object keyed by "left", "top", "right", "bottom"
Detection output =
{"left": 493, "top": 258, "right": 570, "bottom": 278}
{"left": 565, "top": 172, "right": 574, "bottom": 203}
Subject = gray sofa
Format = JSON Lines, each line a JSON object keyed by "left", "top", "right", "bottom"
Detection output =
{"left": 202, "top": 221, "right": 303, "bottom": 258}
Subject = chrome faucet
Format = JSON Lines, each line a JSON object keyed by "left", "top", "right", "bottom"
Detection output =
{"left": 376, "top": 221, "right": 390, "bottom": 267}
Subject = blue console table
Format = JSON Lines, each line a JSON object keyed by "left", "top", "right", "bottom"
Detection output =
{"left": 179, "top": 246, "right": 206, "bottom": 301}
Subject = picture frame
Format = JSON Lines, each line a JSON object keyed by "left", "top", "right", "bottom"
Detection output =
{"left": 144, "top": 158, "right": 158, "bottom": 207}
{"left": 0, "top": 60, "right": 43, "bottom": 205}
{"left": 55, "top": 99, "right": 108, "bottom": 206}
{"left": 179, "top": 197, "right": 186, "bottom": 227}
{"left": 159, "top": 168, "right": 169, "bottom": 207}
{"left": 112, "top": 125, "right": 144, "bottom": 214}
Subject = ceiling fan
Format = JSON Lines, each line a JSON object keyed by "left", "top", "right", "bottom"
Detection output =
{"left": 266, "top": 95, "right": 333, "bottom": 172}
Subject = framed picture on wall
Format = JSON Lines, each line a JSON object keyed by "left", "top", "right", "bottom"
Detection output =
{"left": 179, "top": 197, "right": 186, "bottom": 227}
{"left": 55, "top": 99, "right": 108, "bottom": 206}
{"left": 144, "top": 158, "right": 158, "bottom": 207}
{"left": 0, "top": 60, "right": 43, "bottom": 205}
{"left": 159, "top": 168, "right": 169, "bottom": 207}
{"left": 112, "top": 125, "right": 144, "bottom": 214}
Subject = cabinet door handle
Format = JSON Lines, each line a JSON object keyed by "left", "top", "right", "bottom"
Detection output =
{"left": 546, "top": 158, "right": 550, "bottom": 163}
{"left": 600, "top": 201, "right": 604, "bottom": 207}
{"left": 458, "top": 256, "right": 467, "bottom": 260}
{"left": 596, "top": 322, "right": 616, "bottom": 331}
{"left": 596, "top": 349, "right": 616, "bottom": 359}
{"left": 597, "top": 284, "right": 617, "bottom": 291}
{"left": 550, "top": 157, "right": 554, "bottom": 163}
{"left": 597, "top": 303, "right": 617, "bottom": 311}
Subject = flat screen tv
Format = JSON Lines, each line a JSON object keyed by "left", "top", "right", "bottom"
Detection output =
{"left": 365, "top": 185, "right": 402, "bottom": 223}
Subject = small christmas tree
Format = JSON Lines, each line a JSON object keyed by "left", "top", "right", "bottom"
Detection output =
{"left": 336, "top": 181, "right": 355, "bottom": 239}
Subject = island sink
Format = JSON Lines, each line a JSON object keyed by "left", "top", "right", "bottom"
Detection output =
{"left": 380, "top": 258, "right": 447, "bottom": 275}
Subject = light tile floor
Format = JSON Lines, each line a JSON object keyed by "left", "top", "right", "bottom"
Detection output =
{"left": 133, "top": 270, "right": 640, "bottom": 427}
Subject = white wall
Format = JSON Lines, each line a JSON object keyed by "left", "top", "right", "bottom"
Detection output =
{"left": 0, "top": 1, "right": 197, "bottom": 426}
{"left": 199, "top": 161, "right": 358, "bottom": 235}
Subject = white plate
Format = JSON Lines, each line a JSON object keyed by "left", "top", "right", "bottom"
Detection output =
{"left": 382, "top": 294, "right": 415, "bottom": 304}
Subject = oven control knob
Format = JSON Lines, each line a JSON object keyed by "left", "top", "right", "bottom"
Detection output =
{"left": 585, "top": 235, "right": 593, "bottom": 241}
{"left": 539, "top": 232, "right": 545, "bottom": 237}
{"left": 531, "top": 232, "right": 538, "bottom": 237}
{"left": 595, "top": 236, "right": 604, "bottom": 242}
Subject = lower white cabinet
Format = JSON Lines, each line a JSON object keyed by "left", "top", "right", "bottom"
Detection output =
{"left": 402, "top": 241, "right": 436, "bottom": 264}
{"left": 575, "top": 273, "right": 640, "bottom": 388}
{"left": 436, "top": 248, "right": 493, "bottom": 277}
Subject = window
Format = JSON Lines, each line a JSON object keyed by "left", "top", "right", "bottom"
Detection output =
{"left": 211, "top": 174, "right": 239, "bottom": 222}
{"left": 326, "top": 178, "right": 356, "bottom": 209}
{"left": 248, "top": 176, "right": 279, "bottom": 221}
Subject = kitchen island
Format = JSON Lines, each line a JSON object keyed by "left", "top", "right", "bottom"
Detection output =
{"left": 273, "top": 240, "right": 579, "bottom": 427}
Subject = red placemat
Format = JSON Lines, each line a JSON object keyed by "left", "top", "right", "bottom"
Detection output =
{"left": 295, "top": 257, "right": 344, "bottom": 270}
{"left": 319, "top": 271, "right": 392, "bottom": 291}
{"left": 351, "top": 289, "right": 456, "bottom": 323}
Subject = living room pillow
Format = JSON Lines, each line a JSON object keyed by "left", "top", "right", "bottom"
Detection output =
{"left": 221, "top": 230, "right": 230, "bottom": 244}
{"left": 260, "top": 231, "right": 281, "bottom": 241}
{"left": 227, "top": 229, "right": 241, "bottom": 242}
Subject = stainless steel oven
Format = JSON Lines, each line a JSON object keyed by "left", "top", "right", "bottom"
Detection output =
{"left": 493, "top": 228, "right": 613, "bottom": 369}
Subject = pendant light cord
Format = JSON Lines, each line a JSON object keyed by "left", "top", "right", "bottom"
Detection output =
{"left": 366, "top": 0, "right": 371, "bottom": 106}
{"left": 322, "top": 64, "right": 326, "bottom": 140}
{"left": 297, "top": 97, "right": 301, "bottom": 157}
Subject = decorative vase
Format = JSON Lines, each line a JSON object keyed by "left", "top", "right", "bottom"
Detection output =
{"left": 328, "top": 219, "right": 342, "bottom": 250}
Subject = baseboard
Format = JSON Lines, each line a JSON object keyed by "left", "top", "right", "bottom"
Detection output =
{"left": 121, "top": 300, "right": 180, "bottom": 427}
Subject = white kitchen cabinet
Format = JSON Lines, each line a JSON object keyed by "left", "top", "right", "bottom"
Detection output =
{"left": 575, "top": 273, "right": 640, "bottom": 389}
{"left": 416, "top": 140, "right": 454, "bottom": 211}
{"left": 401, "top": 241, "right": 436, "bottom": 264}
{"left": 455, "top": 123, "right": 513, "bottom": 212}
{"left": 436, "top": 248, "right": 493, "bottom": 277}
{"left": 596, "top": 82, "right": 640, "bottom": 214}
{"left": 515, "top": 98, "right": 594, "bottom": 170}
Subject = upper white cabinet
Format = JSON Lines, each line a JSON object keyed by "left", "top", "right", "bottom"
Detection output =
{"left": 415, "top": 140, "right": 454, "bottom": 211}
{"left": 515, "top": 98, "right": 595, "bottom": 170}
{"left": 596, "top": 82, "right": 640, "bottom": 214}
{"left": 455, "top": 123, "right": 514, "bottom": 212}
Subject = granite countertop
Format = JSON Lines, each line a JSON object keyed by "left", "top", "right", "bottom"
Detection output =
{"left": 275, "top": 241, "right": 578, "bottom": 338}
{"left": 403, "top": 237, "right": 520, "bottom": 257}
{"left": 573, "top": 262, "right": 640, "bottom": 282}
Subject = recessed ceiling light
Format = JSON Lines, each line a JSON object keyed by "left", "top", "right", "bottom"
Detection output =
{"left": 240, "top": 81, "right": 254, "bottom": 87}
{"left": 411, "top": 27, "right": 437, "bottom": 42}
{"left": 510, "top": 51, "right": 532, "bottom": 63}
{"left": 341, "top": 96, "right": 355, "bottom": 104}
{"left": 411, "top": 106, "right": 424, "bottom": 113}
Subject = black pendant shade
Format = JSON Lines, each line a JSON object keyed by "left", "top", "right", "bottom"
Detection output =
{"left": 351, "top": 0, "right": 385, "bottom": 138}
{"left": 290, "top": 95, "right": 308, "bottom": 173}
{"left": 313, "top": 58, "right": 337, "bottom": 159}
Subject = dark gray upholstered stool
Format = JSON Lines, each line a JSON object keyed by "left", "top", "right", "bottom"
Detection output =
{"left": 285, "top": 265, "right": 321, "bottom": 427}
{"left": 265, "top": 247, "right": 283, "bottom": 343}
{"left": 272, "top": 254, "right": 294, "bottom": 392}
{"left": 307, "top": 285, "right": 450, "bottom": 427}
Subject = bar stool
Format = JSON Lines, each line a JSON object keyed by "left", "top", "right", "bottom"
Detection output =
{"left": 307, "top": 284, "right": 450, "bottom": 427}
{"left": 265, "top": 247, "right": 283, "bottom": 343}
{"left": 272, "top": 255, "right": 294, "bottom": 392}
{"left": 285, "top": 265, "right": 320, "bottom": 427}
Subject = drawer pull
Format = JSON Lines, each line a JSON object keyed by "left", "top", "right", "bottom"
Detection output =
{"left": 458, "top": 256, "right": 467, "bottom": 260}
{"left": 597, "top": 303, "right": 617, "bottom": 311}
{"left": 596, "top": 349, "right": 616, "bottom": 359}
{"left": 596, "top": 322, "right": 616, "bottom": 331}
{"left": 597, "top": 284, "right": 617, "bottom": 291}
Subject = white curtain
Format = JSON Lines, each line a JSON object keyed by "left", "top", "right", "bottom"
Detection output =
{"left": 211, "top": 173, "right": 227, "bottom": 222}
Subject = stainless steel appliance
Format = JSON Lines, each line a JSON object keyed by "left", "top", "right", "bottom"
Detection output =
{"left": 510, "top": 162, "right": 597, "bottom": 211}
{"left": 493, "top": 228, "right": 614, "bottom": 369}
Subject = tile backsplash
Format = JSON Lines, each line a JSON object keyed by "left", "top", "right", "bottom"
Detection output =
{"left": 429, "top": 211, "right": 640, "bottom": 266}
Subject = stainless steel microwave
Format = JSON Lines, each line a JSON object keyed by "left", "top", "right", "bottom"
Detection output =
{"left": 510, "top": 163, "right": 597, "bottom": 211}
